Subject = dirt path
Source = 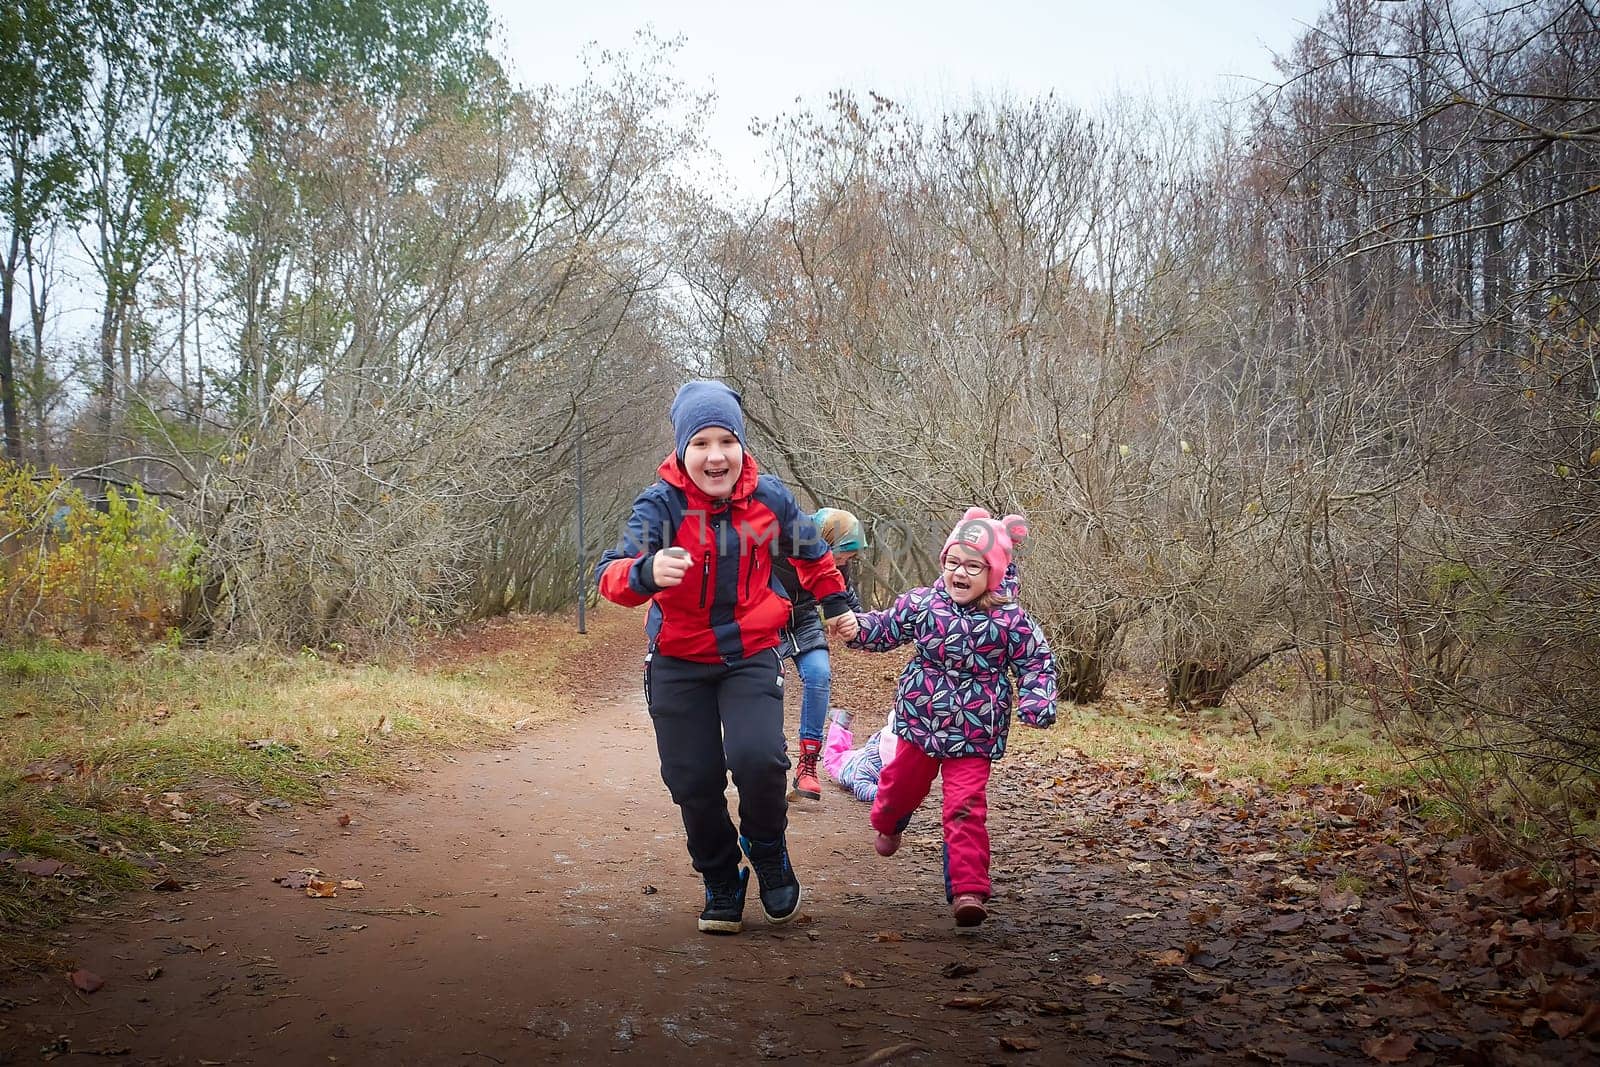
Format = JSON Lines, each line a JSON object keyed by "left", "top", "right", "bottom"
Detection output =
{"left": 5, "top": 620, "right": 1600, "bottom": 1066}
{"left": 0, "top": 639, "right": 1080, "bottom": 1066}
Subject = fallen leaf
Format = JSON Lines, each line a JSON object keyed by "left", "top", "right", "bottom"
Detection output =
{"left": 1542, "top": 1012, "right": 1587, "bottom": 1038}
{"left": 1034, "top": 1001, "right": 1078, "bottom": 1016}
{"left": 339, "top": 879, "right": 365, "bottom": 891}
{"left": 179, "top": 937, "right": 215, "bottom": 953}
{"left": 858, "top": 1042, "right": 923, "bottom": 1066}
{"left": 1083, "top": 974, "right": 1108, "bottom": 986}
{"left": 15, "top": 858, "right": 65, "bottom": 877}
{"left": 242, "top": 801, "right": 263, "bottom": 819}
{"left": 150, "top": 878, "right": 185, "bottom": 892}
{"left": 943, "top": 994, "right": 1004, "bottom": 1010}
{"left": 275, "top": 871, "right": 314, "bottom": 890}
{"left": 872, "top": 931, "right": 903, "bottom": 943}
{"left": 306, "top": 878, "right": 339, "bottom": 898}
{"left": 842, "top": 971, "right": 866, "bottom": 988}
{"left": 1320, "top": 888, "right": 1362, "bottom": 912}
{"left": 1150, "top": 949, "right": 1186, "bottom": 966}
{"left": 337, "top": 813, "right": 352, "bottom": 827}
{"left": 21, "top": 760, "right": 73, "bottom": 782}
{"left": 999, "top": 1034, "right": 1041, "bottom": 1052}
{"left": 1361, "top": 1032, "right": 1416, "bottom": 1063}
{"left": 1264, "top": 912, "right": 1309, "bottom": 934}
{"left": 69, "top": 969, "right": 104, "bottom": 993}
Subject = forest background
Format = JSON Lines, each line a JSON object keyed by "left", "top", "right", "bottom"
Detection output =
{"left": 3, "top": 0, "right": 1598, "bottom": 872}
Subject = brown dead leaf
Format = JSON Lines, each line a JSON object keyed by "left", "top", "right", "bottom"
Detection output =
{"left": 21, "top": 760, "right": 74, "bottom": 783}
{"left": 871, "top": 930, "right": 903, "bottom": 943}
{"left": 1150, "top": 948, "right": 1187, "bottom": 966}
{"left": 69, "top": 969, "right": 104, "bottom": 993}
{"left": 1264, "top": 912, "right": 1309, "bottom": 934}
{"left": 858, "top": 1043, "right": 923, "bottom": 1066}
{"left": 15, "top": 858, "right": 65, "bottom": 877}
{"left": 1361, "top": 1032, "right": 1416, "bottom": 1063}
{"left": 337, "top": 812, "right": 352, "bottom": 827}
{"left": 841, "top": 971, "right": 866, "bottom": 988}
{"left": 178, "top": 937, "right": 214, "bottom": 953}
{"left": 1541, "top": 1012, "right": 1587, "bottom": 1038}
{"left": 1083, "top": 973, "right": 1108, "bottom": 986}
{"left": 1320, "top": 887, "right": 1361, "bottom": 912}
{"left": 306, "top": 878, "right": 339, "bottom": 898}
{"left": 943, "top": 994, "right": 1004, "bottom": 1010}
{"left": 275, "top": 870, "right": 313, "bottom": 889}
{"left": 999, "top": 1034, "right": 1041, "bottom": 1052}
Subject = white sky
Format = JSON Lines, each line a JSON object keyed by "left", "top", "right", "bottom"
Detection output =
{"left": 485, "top": 0, "right": 1329, "bottom": 196}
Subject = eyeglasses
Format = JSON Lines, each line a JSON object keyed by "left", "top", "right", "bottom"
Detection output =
{"left": 941, "top": 557, "right": 987, "bottom": 578}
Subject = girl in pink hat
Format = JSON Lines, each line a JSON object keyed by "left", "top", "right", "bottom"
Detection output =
{"left": 845, "top": 507, "right": 1058, "bottom": 926}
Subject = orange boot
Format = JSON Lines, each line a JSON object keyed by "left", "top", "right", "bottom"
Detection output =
{"left": 790, "top": 738, "right": 823, "bottom": 801}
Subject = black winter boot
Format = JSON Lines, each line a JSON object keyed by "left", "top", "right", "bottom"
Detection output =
{"left": 740, "top": 836, "right": 802, "bottom": 924}
{"left": 698, "top": 867, "right": 749, "bottom": 934}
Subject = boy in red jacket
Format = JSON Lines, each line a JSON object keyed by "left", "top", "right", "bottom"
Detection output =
{"left": 595, "top": 380, "right": 858, "bottom": 934}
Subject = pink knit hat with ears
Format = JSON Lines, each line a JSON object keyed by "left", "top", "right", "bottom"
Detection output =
{"left": 941, "top": 507, "right": 1029, "bottom": 581}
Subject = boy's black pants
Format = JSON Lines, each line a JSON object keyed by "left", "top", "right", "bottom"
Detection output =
{"left": 645, "top": 647, "right": 789, "bottom": 879}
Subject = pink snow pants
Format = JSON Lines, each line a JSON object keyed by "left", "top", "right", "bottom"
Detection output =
{"left": 869, "top": 743, "right": 992, "bottom": 900}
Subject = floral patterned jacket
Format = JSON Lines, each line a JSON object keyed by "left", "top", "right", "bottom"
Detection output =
{"left": 847, "top": 574, "right": 1058, "bottom": 760}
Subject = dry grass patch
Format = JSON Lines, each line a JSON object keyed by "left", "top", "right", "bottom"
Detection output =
{"left": 1, "top": 611, "right": 603, "bottom": 966}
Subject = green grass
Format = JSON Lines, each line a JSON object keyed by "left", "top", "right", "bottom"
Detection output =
{"left": 1015, "top": 697, "right": 1427, "bottom": 793}
{"left": 0, "top": 615, "right": 601, "bottom": 968}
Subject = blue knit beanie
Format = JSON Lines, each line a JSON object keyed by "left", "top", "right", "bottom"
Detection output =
{"left": 669, "top": 380, "right": 746, "bottom": 460}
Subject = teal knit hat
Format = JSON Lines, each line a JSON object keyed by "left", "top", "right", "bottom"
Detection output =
{"left": 812, "top": 508, "right": 866, "bottom": 552}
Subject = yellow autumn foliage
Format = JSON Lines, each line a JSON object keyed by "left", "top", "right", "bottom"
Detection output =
{"left": 0, "top": 465, "right": 195, "bottom": 643}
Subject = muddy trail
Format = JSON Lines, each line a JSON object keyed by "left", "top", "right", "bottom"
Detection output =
{"left": 3, "top": 616, "right": 1599, "bottom": 1065}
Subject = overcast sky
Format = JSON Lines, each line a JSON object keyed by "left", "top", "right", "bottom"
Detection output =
{"left": 484, "top": 0, "right": 1330, "bottom": 195}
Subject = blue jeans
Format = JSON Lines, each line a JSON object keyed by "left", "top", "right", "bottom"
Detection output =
{"left": 792, "top": 647, "right": 831, "bottom": 743}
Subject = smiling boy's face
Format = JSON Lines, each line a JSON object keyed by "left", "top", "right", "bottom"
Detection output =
{"left": 941, "top": 543, "right": 990, "bottom": 605}
{"left": 683, "top": 427, "right": 743, "bottom": 498}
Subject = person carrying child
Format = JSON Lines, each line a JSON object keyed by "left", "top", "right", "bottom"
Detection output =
{"left": 846, "top": 508, "right": 1058, "bottom": 927}
{"left": 594, "top": 380, "right": 858, "bottom": 934}
{"left": 772, "top": 507, "right": 866, "bottom": 802}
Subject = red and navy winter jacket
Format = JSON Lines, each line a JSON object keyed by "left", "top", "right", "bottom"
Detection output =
{"left": 595, "top": 453, "right": 851, "bottom": 664}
